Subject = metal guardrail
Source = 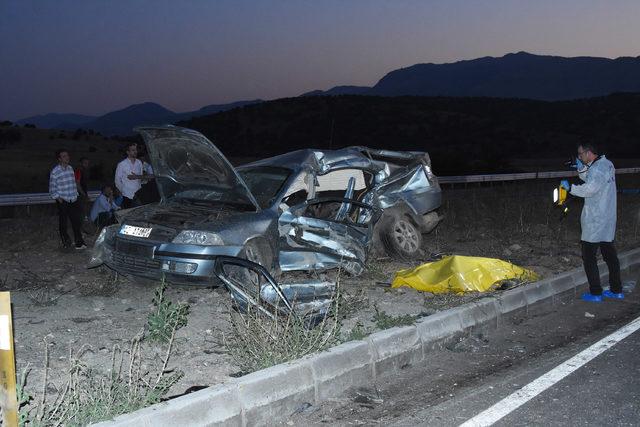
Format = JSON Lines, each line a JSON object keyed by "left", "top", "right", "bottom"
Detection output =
{"left": 438, "top": 167, "right": 640, "bottom": 184}
{"left": 0, "top": 190, "right": 101, "bottom": 207}
{"left": 1, "top": 167, "right": 639, "bottom": 207}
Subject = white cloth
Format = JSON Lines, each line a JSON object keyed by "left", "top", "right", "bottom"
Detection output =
{"left": 115, "top": 158, "right": 143, "bottom": 199}
{"left": 569, "top": 155, "right": 617, "bottom": 242}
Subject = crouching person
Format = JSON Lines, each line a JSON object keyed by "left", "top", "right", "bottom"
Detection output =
{"left": 90, "top": 185, "right": 120, "bottom": 229}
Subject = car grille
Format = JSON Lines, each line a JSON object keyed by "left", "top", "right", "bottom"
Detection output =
{"left": 149, "top": 227, "right": 176, "bottom": 242}
{"left": 112, "top": 238, "right": 161, "bottom": 275}
{"left": 113, "top": 253, "right": 162, "bottom": 270}
{"left": 116, "top": 238, "right": 154, "bottom": 257}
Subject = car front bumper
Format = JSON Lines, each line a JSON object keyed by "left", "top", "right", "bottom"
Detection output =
{"left": 100, "top": 236, "right": 245, "bottom": 286}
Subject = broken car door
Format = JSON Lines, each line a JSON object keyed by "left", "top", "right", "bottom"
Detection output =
{"left": 277, "top": 197, "right": 376, "bottom": 276}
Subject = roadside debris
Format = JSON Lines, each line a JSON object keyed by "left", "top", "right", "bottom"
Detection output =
{"left": 584, "top": 312, "right": 595, "bottom": 318}
{"left": 391, "top": 255, "right": 539, "bottom": 294}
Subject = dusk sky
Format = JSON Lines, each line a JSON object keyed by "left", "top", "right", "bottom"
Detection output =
{"left": 1, "top": 0, "right": 639, "bottom": 120}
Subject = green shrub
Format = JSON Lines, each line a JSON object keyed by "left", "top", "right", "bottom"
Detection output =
{"left": 146, "top": 279, "right": 189, "bottom": 343}
{"left": 373, "top": 305, "right": 418, "bottom": 330}
{"left": 343, "top": 321, "right": 371, "bottom": 342}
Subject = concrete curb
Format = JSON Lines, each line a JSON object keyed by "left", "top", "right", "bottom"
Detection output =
{"left": 95, "top": 247, "right": 640, "bottom": 426}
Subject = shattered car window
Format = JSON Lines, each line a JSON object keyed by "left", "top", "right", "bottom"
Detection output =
{"left": 238, "top": 166, "right": 292, "bottom": 209}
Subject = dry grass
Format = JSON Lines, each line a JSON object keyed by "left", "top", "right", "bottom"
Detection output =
{"left": 223, "top": 281, "right": 342, "bottom": 374}
{"left": 14, "top": 280, "right": 189, "bottom": 426}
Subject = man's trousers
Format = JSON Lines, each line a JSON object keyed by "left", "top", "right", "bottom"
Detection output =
{"left": 581, "top": 240, "right": 622, "bottom": 295}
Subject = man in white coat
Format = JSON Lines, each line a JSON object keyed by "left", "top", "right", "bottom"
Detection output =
{"left": 561, "top": 142, "right": 623, "bottom": 302}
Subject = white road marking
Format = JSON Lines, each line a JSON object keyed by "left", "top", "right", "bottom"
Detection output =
{"left": 460, "top": 315, "right": 640, "bottom": 427}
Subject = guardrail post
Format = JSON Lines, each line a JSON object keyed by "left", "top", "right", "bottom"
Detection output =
{"left": 0, "top": 292, "right": 18, "bottom": 427}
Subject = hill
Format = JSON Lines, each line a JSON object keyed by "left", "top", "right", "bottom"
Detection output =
{"left": 0, "top": 126, "right": 127, "bottom": 193}
{"left": 306, "top": 52, "right": 640, "bottom": 101}
{"left": 14, "top": 100, "right": 263, "bottom": 136}
{"left": 17, "top": 52, "right": 640, "bottom": 136}
{"left": 16, "top": 113, "right": 96, "bottom": 129}
{"left": 179, "top": 93, "right": 640, "bottom": 175}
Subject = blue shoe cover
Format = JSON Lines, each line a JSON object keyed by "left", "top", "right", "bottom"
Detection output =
{"left": 581, "top": 293, "right": 603, "bottom": 302}
{"left": 603, "top": 290, "right": 624, "bottom": 300}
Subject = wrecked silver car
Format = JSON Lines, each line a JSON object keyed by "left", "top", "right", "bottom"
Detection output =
{"left": 90, "top": 125, "right": 441, "bottom": 284}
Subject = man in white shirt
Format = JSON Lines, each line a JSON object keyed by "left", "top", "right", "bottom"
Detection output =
{"left": 115, "top": 142, "right": 144, "bottom": 208}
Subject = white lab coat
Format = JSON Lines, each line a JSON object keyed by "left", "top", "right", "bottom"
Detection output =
{"left": 569, "top": 155, "right": 617, "bottom": 242}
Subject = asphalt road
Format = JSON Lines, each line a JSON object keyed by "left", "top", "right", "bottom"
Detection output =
{"left": 291, "top": 277, "right": 640, "bottom": 426}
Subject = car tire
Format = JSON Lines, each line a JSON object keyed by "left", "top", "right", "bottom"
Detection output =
{"left": 380, "top": 210, "right": 423, "bottom": 259}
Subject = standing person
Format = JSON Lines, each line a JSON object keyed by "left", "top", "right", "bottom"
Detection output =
{"left": 49, "top": 149, "right": 87, "bottom": 249}
{"left": 75, "top": 157, "right": 90, "bottom": 220}
{"left": 115, "top": 142, "right": 144, "bottom": 208}
{"left": 560, "top": 142, "right": 623, "bottom": 302}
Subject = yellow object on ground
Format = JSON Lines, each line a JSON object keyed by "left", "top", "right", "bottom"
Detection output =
{"left": 391, "top": 255, "right": 539, "bottom": 294}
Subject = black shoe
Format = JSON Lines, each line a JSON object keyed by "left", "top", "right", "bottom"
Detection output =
{"left": 75, "top": 243, "right": 87, "bottom": 250}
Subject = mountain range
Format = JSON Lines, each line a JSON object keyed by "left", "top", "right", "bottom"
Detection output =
{"left": 16, "top": 100, "right": 262, "bottom": 136}
{"left": 15, "top": 52, "right": 640, "bottom": 135}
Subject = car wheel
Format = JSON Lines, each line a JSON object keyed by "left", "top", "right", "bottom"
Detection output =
{"left": 380, "top": 211, "right": 423, "bottom": 259}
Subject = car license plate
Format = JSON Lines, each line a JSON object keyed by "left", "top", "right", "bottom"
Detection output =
{"left": 120, "top": 225, "right": 152, "bottom": 238}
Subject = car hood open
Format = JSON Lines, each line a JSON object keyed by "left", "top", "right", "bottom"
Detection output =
{"left": 136, "top": 126, "right": 260, "bottom": 211}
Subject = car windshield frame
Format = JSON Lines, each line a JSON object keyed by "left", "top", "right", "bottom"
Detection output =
{"left": 238, "top": 165, "right": 293, "bottom": 209}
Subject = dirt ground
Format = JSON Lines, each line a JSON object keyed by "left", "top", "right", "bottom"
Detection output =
{"left": 1, "top": 177, "right": 639, "bottom": 404}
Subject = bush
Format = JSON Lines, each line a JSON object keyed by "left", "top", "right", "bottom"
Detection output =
{"left": 373, "top": 305, "right": 418, "bottom": 329}
{"left": 343, "top": 321, "right": 371, "bottom": 342}
{"left": 146, "top": 279, "right": 189, "bottom": 343}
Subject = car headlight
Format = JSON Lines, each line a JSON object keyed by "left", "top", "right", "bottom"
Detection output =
{"left": 96, "top": 227, "right": 108, "bottom": 245}
{"left": 172, "top": 230, "right": 224, "bottom": 245}
{"left": 96, "top": 224, "right": 118, "bottom": 245}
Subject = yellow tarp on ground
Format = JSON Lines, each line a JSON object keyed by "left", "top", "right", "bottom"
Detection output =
{"left": 391, "top": 255, "right": 539, "bottom": 294}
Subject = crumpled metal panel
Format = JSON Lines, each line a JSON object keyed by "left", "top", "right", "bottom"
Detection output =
{"left": 313, "top": 148, "right": 382, "bottom": 174}
{"left": 261, "top": 281, "right": 335, "bottom": 317}
{"left": 278, "top": 250, "right": 364, "bottom": 276}
{"left": 213, "top": 256, "right": 336, "bottom": 324}
{"left": 88, "top": 224, "right": 118, "bottom": 268}
{"left": 363, "top": 164, "right": 441, "bottom": 214}
{"left": 278, "top": 207, "right": 369, "bottom": 275}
